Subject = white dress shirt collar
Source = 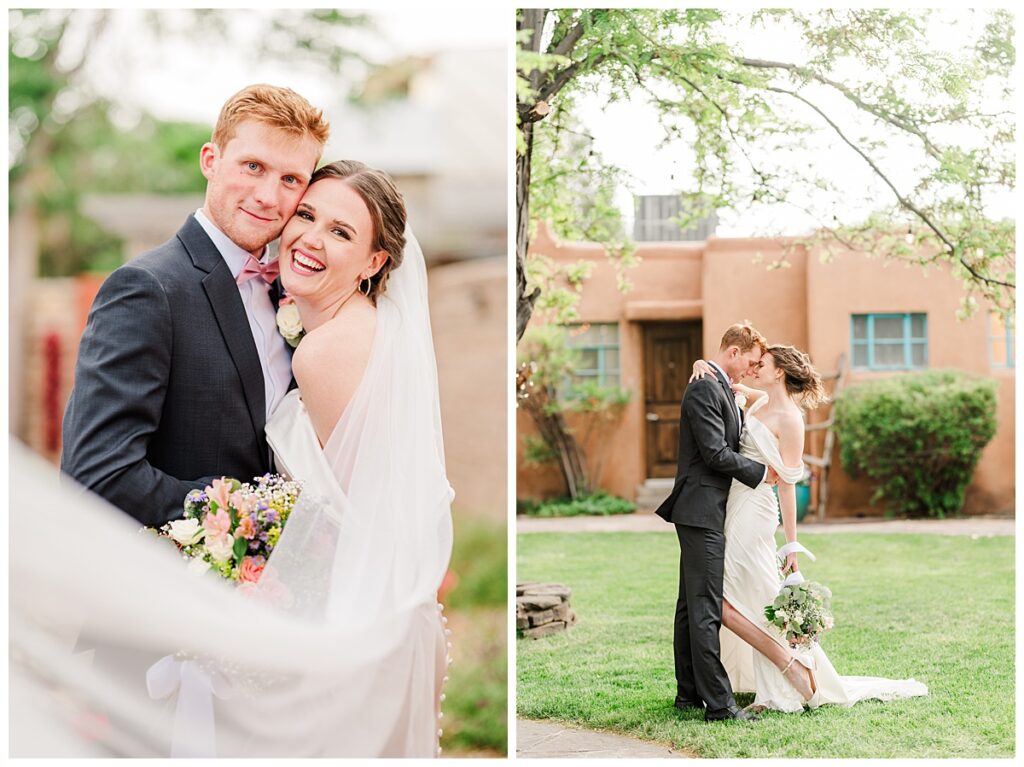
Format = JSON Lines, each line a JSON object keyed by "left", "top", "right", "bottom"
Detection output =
{"left": 707, "top": 359, "right": 732, "bottom": 385}
{"left": 193, "top": 208, "right": 267, "bottom": 278}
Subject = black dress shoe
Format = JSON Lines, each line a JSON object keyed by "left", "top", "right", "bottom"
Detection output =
{"left": 705, "top": 705, "right": 760, "bottom": 722}
{"left": 673, "top": 697, "right": 704, "bottom": 711}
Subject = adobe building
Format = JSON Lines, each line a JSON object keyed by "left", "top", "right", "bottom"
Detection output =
{"left": 517, "top": 222, "right": 1014, "bottom": 518}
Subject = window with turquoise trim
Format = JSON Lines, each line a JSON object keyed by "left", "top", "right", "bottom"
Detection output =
{"left": 566, "top": 323, "right": 620, "bottom": 387}
{"left": 989, "top": 311, "right": 1014, "bottom": 368}
{"left": 850, "top": 313, "right": 928, "bottom": 370}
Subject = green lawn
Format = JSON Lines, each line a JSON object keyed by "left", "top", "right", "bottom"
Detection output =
{"left": 517, "top": 531, "right": 1014, "bottom": 758}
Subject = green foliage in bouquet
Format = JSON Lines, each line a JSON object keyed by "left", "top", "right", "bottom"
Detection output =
{"left": 834, "top": 370, "right": 997, "bottom": 518}
{"left": 764, "top": 581, "right": 834, "bottom": 649}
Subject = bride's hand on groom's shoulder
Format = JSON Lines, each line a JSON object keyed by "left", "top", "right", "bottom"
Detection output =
{"left": 689, "top": 359, "right": 714, "bottom": 382}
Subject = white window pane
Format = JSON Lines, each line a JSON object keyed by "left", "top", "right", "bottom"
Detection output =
{"left": 577, "top": 349, "right": 599, "bottom": 369}
{"left": 874, "top": 316, "right": 905, "bottom": 340}
{"left": 605, "top": 348, "right": 619, "bottom": 372}
{"left": 911, "top": 343, "right": 927, "bottom": 367}
{"left": 874, "top": 343, "right": 906, "bottom": 367}
{"left": 852, "top": 344, "right": 870, "bottom": 367}
{"left": 852, "top": 315, "right": 868, "bottom": 340}
{"left": 567, "top": 325, "right": 594, "bottom": 346}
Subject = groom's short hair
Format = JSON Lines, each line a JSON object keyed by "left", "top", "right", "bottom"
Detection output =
{"left": 719, "top": 321, "right": 767, "bottom": 354}
{"left": 211, "top": 84, "right": 330, "bottom": 152}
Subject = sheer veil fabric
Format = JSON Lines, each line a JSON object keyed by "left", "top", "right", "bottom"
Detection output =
{"left": 10, "top": 230, "right": 455, "bottom": 757}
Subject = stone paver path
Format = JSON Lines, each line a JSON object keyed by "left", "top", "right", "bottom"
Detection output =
{"left": 518, "top": 514, "right": 1015, "bottom": 536}
{"left": 517, "top": 719, "right": 691, "bottom": 759}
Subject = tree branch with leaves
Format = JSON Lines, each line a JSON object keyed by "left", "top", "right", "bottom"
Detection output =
{"left": 515, "top": 8, "right": 1015, "bottom": 340}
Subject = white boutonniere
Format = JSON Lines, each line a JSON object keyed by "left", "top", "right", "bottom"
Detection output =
{"left": 276, "top": 296, "right": 304, "bottom": 348}
{"left": 734, "top": 392, "right": 748, "bottom": 410}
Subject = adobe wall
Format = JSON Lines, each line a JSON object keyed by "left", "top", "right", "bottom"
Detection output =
{"left": 804, "top": 247, "right": 1014, "bottom": 515}
{"left": 519, "top": 226, "right": 1014, "bottom": 517}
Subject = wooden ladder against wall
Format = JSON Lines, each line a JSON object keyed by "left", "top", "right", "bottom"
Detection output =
{"left": 802, "top": 353, "right": 847, "bottom": 521}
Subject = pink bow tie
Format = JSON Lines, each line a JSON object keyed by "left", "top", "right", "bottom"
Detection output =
{"left": 236, "top": 255, "right": 280, "bottom": 286}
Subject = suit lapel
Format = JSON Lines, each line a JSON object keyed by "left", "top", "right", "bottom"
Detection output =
{"left": 714, "top": 368, "right": 740, "bottom": 445}
{"left": 179, "top": 215, "right": 267, "bottom": 445}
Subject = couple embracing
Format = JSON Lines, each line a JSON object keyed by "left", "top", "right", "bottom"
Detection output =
{"left": 657, "top": 322, "right": 927, "bottom": 720}
{"left": 60, "top": 84, "right": 452, "bottom": 757}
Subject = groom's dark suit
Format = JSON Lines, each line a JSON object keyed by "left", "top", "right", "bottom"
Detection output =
{"left": 655, "top": 366, "right": 765, "bottom": 714}
{"left": 62, "top": 214, "right": 275, "bottom": 527}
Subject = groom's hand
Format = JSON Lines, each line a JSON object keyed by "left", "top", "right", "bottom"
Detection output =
{"left": 765, "top": 467, "right": 780, "bottom": 486}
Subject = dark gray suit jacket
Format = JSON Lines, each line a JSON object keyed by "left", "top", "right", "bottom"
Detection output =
{"left": 61, "top": 215, "right": 274, "bottom": 527}
{"left": 654, "top": 368, "right": 765, "bottom": 530}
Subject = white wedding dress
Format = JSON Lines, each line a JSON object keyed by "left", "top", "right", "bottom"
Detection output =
{"left": 10, "top": 230, "right": 454, "bottom": 757}
{"left": 719, "top": 393, "right": 928, "bottom": 712}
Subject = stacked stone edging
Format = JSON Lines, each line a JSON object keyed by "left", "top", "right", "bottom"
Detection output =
{"left": 516, "top": 582, "right": 576, "bottom": 638}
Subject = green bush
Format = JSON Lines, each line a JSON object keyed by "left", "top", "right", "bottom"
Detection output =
{"left": 447, "top": 511, "right": 506, "bottom": 610}
{"left": 834, "top": 370, "right": 997, "bottom": 518}
{"left": 518, "top": 491, "right": 635, "bottom": 517}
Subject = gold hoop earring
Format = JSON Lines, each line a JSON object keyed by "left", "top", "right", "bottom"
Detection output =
{"left": 358, "top": 276, "right": 371, "bottom": 296}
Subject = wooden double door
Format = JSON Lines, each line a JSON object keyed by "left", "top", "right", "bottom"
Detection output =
{"left": 643, "top": 321, "right": 703, "bottom": 478}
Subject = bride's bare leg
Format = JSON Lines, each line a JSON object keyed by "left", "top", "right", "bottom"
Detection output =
{"left": 722, "top": 599, "right": 814, "bottom": 701}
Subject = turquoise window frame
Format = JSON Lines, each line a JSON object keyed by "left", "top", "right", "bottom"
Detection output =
{"left": 565, "top": 323, "right": 621, "bottom": 387}
{"left": 988, "top": 311, "right": 1015, "bottom": 369}
{"left": 850, "top": 313, "right": 928, "bottom": 371}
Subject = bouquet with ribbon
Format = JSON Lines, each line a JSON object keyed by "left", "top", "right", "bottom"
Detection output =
{"left": 157, "top": 474, "right": 302, "bottom": 584}
{"left": 764, "top": 542, "right": 834, "bottom": 649}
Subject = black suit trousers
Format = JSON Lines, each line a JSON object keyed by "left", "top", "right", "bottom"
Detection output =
{"left": 674, "top": 523, "right": 735, "bottom": 712}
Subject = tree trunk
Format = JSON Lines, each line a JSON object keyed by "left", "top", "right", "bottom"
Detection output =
{"left": 515, "top": 8, "right": 547, "bottom": 342}
{"left": 520, "top": 387, "right": 589, "bottom": 499}
{"left": 516, "top": 122, "right": 540, "bottom": 342}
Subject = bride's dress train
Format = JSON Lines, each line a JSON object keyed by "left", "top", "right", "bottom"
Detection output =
{"left": 719, "top": 394, "right": 928, "bottom": 713}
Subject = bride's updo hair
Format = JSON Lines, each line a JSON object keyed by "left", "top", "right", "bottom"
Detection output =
{"left": 768, "top": 345, "right": 828, "bottom": 411}
{"left": 310, "top": 160, "right": 407, "bottom": 303}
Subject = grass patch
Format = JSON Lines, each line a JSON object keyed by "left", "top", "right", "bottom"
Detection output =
{"left": 442, "top": 512, "right": 507, "bottom": 755}
{"left": 517, "top": 531, "right": 1014, "bottom": 758}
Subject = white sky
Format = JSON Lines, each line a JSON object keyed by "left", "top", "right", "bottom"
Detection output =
{"left": 570, "top": 8, "right": 1015, "bottom": 236}
{"left": 53, "top": 7, "right": 508, "bottom": 126}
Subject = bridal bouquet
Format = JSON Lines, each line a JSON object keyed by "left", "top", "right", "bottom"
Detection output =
{"left": 764, "top": 581, "right": 834, "bottom": 649}
{"left": 158, "top": 474, "right": 302, "bottom": 583}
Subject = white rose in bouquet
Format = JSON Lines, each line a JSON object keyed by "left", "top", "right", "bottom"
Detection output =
{"left": 205, "top": 533, "right": 235, "bottom": 563}
{"left": 167, "top": 518, "right": 204, "bottom": 546}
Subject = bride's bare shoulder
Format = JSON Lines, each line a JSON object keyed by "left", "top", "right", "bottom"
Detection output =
{"left": 293, "top": 306, "right": 376, "bottom": 379}
{"left": 292, "top": 306, "right": 377, "bottom": 444}
{"left": 776, "top": 409, "right": 805, "bottom": 441}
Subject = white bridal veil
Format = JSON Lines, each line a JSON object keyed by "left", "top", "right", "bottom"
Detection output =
{"left": 10, "top": 229, "right": 455, "bottom": 757}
